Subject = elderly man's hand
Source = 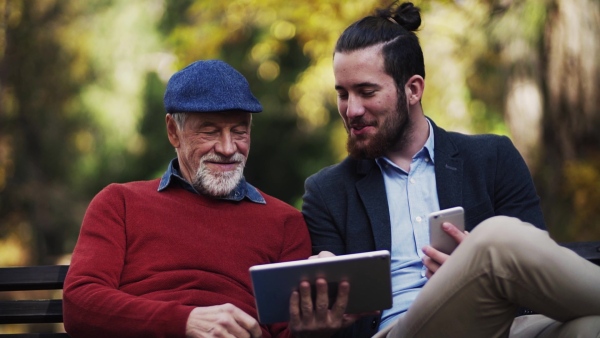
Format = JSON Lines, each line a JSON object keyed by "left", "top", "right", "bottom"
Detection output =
{"left": 308, "top": 251, "right": 336, "bottom": 260}
{"left": 422, "top": 222, "right": 469, "bottom": 279}
{"left": 186, "top": 304, "right": 262, "bottom": 338}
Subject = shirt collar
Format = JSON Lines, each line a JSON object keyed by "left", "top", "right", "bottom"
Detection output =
{"left": 158, "top": 158, "right": 266, "bottom": 204}
{"left": 377, "top": 118, "right": 435, "bottom": 168}
{"left": 423, "top": 118, "right": 435, "bottom": 163}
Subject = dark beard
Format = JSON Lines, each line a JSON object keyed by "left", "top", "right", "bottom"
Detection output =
{"left": 346, "top": 91, "right": 412, "bottom": 159}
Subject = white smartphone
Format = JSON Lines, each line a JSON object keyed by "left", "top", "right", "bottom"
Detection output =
{"left": 428, "top": 207, "right": 465, "bottom": 255}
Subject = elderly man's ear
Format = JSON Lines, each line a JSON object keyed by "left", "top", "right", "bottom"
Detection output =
{"left": 166, "top": 114, "right": 181, "bottom": 149}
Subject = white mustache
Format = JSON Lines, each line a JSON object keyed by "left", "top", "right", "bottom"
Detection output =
{"left": 200, "top": 152, "right": 246, "bottom": 166}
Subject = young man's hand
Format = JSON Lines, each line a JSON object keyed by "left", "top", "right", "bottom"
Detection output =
{"left": 288, "top": 251, "right": 378, "bottom": 338}
{"left": 289, "top": 278, "right": 366, "bottom": 338}
{"left": 422, "top": 222, "right": 468, "bottom": 279}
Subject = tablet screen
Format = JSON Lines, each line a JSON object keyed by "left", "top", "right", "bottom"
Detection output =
{"left": 249, "top": 250, "right": 392, "bottom": 324}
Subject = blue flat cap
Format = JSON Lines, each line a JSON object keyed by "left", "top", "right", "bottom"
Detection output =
{"left": 164, "top": 60, "right": 262, "bottom": 114}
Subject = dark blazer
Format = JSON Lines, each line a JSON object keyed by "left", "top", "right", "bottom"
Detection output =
{"left": 301, "top": 120, "right": 546, "bottom": 338}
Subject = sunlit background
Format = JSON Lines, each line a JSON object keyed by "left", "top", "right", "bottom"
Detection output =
{"left": 1, "top": 0, "right": 599, "bottom": 267}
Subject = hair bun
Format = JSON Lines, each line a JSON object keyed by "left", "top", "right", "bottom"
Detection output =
{"left": 391, "top": 2, "right": 421, "bottom": 31}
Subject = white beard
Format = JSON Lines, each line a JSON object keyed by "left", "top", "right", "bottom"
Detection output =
{"left": 193, "top": 152, "right": 246, "bottom": 197}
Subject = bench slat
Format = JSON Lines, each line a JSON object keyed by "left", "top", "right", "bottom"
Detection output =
{"left": 0, "top": 335, "right": 70, "bottom": 338}
{"left": 560, "top": 241, "right": 600, "bottom": 265}
{"left": 0, "top": 300, "right": 63, "bottom": 325}
{"left": 0, "top": 266, "right": 69, "bottom": 292}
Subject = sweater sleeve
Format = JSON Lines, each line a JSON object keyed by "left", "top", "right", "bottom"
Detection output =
{"left": 63, "top": 184, "right": 195, "bottom": 338}
{"left": 268, "top": 207, "right": 312, "bottom": 338}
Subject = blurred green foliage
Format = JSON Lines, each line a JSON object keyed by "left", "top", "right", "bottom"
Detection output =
{"left": 0, "top": 0, "right": 599, "bottom": 266}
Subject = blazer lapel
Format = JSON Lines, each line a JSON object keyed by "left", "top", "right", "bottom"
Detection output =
{"left": 355, "top": 160, "right": 392, "bottom": 252}
{"left": 432, "top": 122, "right": 464, "bottom": 210}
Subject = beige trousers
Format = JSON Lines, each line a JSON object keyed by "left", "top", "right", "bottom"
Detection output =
{"left": 373, "top": 216, "right": 600, "bottom": 338}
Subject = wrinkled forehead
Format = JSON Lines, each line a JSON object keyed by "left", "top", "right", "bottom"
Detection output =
{"left": 185, "top": 110, "right": 252, "bottom": 127}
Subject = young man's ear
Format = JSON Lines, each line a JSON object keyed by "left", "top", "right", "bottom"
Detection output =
{"left": 165, "top": 114, "right": 180, "bottom": 148}
{"left": 405, "top": 75, "right": 425, "bottom": 105}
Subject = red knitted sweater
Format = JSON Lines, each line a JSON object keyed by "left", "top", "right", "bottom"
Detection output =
{"left": 63, "top": 179, "right": 311, "bottom": 338}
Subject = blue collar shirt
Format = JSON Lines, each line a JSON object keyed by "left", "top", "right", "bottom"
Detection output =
{"left": 376, "top": 120, "right": 440, "bottom": 329}
{"left": 157, "top": 158, "right": 266, "bottom": 204}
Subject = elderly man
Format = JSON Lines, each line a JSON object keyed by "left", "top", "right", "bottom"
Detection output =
{"left": 63, "top": 60, "right": 312, "bottom": 338}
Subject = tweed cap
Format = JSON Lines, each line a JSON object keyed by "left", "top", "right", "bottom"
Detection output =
{"left": 164, "top": 60, "right": 262, "bottom": 114}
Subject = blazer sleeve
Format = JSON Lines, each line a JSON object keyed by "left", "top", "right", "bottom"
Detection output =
{"left": 493, "top": 136, "right": 546, "bottom": 229}
{"left": 302, "top": 173, "right": 347, "bottom": 256}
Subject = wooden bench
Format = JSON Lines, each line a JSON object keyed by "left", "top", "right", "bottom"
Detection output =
{"left": 0, "top": 265, "right": 69, "bottom": 337}
{"left": 561, "top": 241, "right": 600, "bottom": 266}
{"left": 1, "top": 242, "right": 599, "bottom": 336}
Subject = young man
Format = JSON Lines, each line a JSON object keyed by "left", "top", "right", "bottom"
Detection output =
{"left": 64, "top": 60, "right": 317, "bottom": 338}
{"left": 301, "top": 2, "right": 600, "bottom": 337}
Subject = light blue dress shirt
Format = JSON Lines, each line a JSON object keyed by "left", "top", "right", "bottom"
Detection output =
{"left": 376, "top": 120, "right": 440, "bottom": 329}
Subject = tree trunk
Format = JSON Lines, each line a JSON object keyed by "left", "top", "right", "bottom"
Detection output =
{"left": 538, "top": 0, "right": 600, "bottom": 240}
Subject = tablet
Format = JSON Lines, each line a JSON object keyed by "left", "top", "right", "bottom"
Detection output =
{"left": 249, "top": 250, "right": 392, "bottom": 324}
